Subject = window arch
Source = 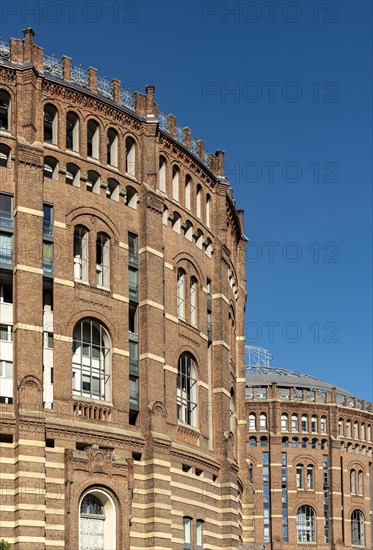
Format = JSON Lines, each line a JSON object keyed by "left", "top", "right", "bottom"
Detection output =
{"left": 296, "top": 506, "right": 316, "bottom": 542}
{"left": 281, "top": 413, "right": 289, "bottom": 431}
{"left": 159, "top": 156, "right": 166, "bottom": 193}
{"left": 292, "top": 413, "right": 299, "bottom": 431}
{"left": 206, "top": 194, "right": 211, "bottom": 227}
{"left": 74, "top": 226, "right": 88, "bottom": 281}
{"left": 107, "top": 178, "right": 120, "bottom": 202}
{"left": 351, "top": 510, "right": 365, "bottom": 546}
{"left": 196, "top": 184, "right": 202, "bottom": 219}
{"left": 107, "top": 128, "right": 118, "bottom": 167}
{"left": 0, "top": 144, "right": 11, "bottom": 168}
{"left": 0, "top": 90, "right": 10, "bottom": 131}
{"left": 96, "top": 233, "right": 110, "bottom": 288}
{"left": 87, "top": 119, "right": 99, "bottom": 159}
{"left": 249, "top": 436, "right": 257, "bottom": 447}
{"left": 185, "top": 176, "right": 191, "bottom": 210}
{"left": 190, "top": 277, "right": 197, "bottom": 327}
{"left": 248, "top": 413, "right": 256, "bottom": 432}
{"left": 44, "top": 103, "right": 58, "bottom": 144}
{"left": 80, "top": 489, "right": 116, "bottom": 550}
{"left": 172, "top": 165, "right": 179, "bottom": 201}
{"left": 125, "top": 137, "right": 136, "bottom": 176}
{"left": 259, "top": 412, "right": 267, "bottom": 431}
{"left": 203, "top": 237, "right": 213, "bottom": 258}
{"left": 320, "top": 416, "right": 327, "bottom": 433}
{"left": 66, "top": 163, "right": 80, "bottom": 186}
{"left": 125, "top": 186, "right": 138, "bottom": 209}
{"left": 177, "top": 268, "right": 185, "bottom": 320}
{"left": 44, "top": 156, "right": 59, "bottom": 180}
{"left": 177, "top": 352, "right": 198, "bottom": 426}
{"left": 72, "top": 318, "right": 111, "bottom": 401}
{"left": 66, "top": 111, "right": 79, "bottom": 151}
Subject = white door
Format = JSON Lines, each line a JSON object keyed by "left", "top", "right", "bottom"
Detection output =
{"left": 80, "top": 517, "right": 104, "bottom": 550}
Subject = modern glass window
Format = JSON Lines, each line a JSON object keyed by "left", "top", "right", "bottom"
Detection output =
{"left": 0, "top": 233, "right": 12, "bottom": 266}
{"left": 72, "top": 319, "right": 111, "bottom": 401}
{"left": 128, "top": 267, "right": 138, "bottom": 301}
{"left": 0, "top": 360, "right": 12, "bottom": 378}
{"left": 172, "top": 165, "right": 179, "bottom": 201}
{"left": 190, "top": 277, "right": 197, "bottom": 327}
{"left": 43, "top": 204, "right": 53, "bottom": 238}
{"left": 43, "top": 242, "right": 53, "bottom": 275}
{"left": 0, "top": 324, "right": 12, "bottom": 342}
{"left": 66, "top": 111, "right": 79, "bottom": 151}
{"left": 128, "top": 233, "right": 138, "bottom": 265}
{"left": 0, "top": 194, "right": 12, "bottom": 229}
{"left": 351, "top": 510, "right": 365, "bottom": 546}
{"left": 74, "top": 226, "right": 88, "bottom": 281}
{"left": 177, "top": 352, "right": 198, "bottom": 426}
{"left": 96, "top": 233, "right": 110, "bottom": 288}
{"left": 159, "top": 156, "right": 166, "bottom": 193}
{"left": 0, "top": 90, "right": 10, "bottom": 131}
{"left": 44, "top": 104, "right": 58, "bottom": 144}
{"left": 177, "top": 269, "right": 185, "bottom": 319}
{"left": 87, "top": 119, "right": 99, "bottom": 159}
{"left": 125, "top": 137, "right": 136, "bottom": 176}
{"left": 296, "top": 505, "right": 316, "bottom": 543}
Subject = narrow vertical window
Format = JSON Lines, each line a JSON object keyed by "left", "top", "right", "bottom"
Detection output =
{"left": 307, "top": 465, "right": 315, "bottom": 489}
{"left": 107, "top": 128, "right": 118, "bottom": 167}
{"left": 185, "top": 176, "right": 191, "bottom": 209}
{"left": 196, "top": 520, "right": 204, "bottom": 550}
{"left": 350, "top": 469, "right": 356, "bottom": 494}
{"left": 44, "top": 104, "right": 58, "bottom": 144}
{"left": 159, "top": 156, "right": 166, "bottom": 193}
{"left": 281, "top": 413, "right": 288, "bottom": 431}
{"left": 259, "top": 413, "right": 267, "bottom": 431}
{"left": 292, "top": 414, "right": 299, "bottom": 431}
{"left": 358, "top": 470, "right": 363, "bottom": 495}
{"left": 249, "top": 413, "right": 256, "bottom": 431}
{"left": 351, "top": 510, "right": 365, "bottom": 546}
{"left": 125, "top": 137, "right": 136, "bottom": 176}
{"left": 183, "top": 517, "right": 192, "bottom": 550}
{"left": 301, "top": 415, "right": 308, "bottom": 432}
{"left": 177, "top": 353, "right": 198, "bottom": 426}
{"left": 206, "top": 194, "right": 211, "bottom": 227}
{"left": 66, "top": 111, "right": 79, "bottom": 151}
{"left": 296, "top": 506, "right": 316, "bottom": 542}
{"left": 96, "top": 233, "right": 110, "bottom": 288}
{"left": 311, "top": 415, "right": 317, "bottom": 433}
{"left": 177, "top": 268, "right": 185, "bottom": 320}
{"left": 296, "top": 464, "right": 304, "bottom": 489}
{"left": 190, "top": 277, "right": 197, "bottom": 327}
{"left": 196, "top": 184, "right": 201, "bottom": 218}
{"left": 320, "top": 416, "right": 327, "bottom": 433}
{"left": 172, "top": 166, "right": 179, "bottom": 201}
{"left": 87, "top": 120, "right": 99, "bottom": 159}
{"left": 0, "top": 90, "right": 10, "bottom": 131}
{"left": 74, "top": 226, "right": 88, "bottom": 281}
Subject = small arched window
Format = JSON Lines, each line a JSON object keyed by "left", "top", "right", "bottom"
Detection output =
{"left": 159, "top": 156, "right": 166, "bottom": 193}
{"left": 87, "top": 170, "right": 100, "bottom": 194}
{"left": 320, "top": 416, "right": 327, "bottom": 433}
{"left": 358, "top": 470, "right": 364, "bottom": 495}
{"left": 72, "top": 318, "right": 111, "bottom": 401}
{"left": 190, "top": 277, "right": 197, "bottom": 327}
{"left": 196, "top": 184, "right": 202, "bottom": 219}
{"left": 292, "top": 414, "right": 299, "bottom": 431}
{"left": 354, "top": 421, "right": 359, "bottom": 439}
{"left": 107, "top": 128, "right": 118, "bottom": 167}
{"left": 107, "top": 178, "right": 119, "bottom": 202}
{"left": 203, "top": 237, "right": 213, "bottom": 258}
{"left": 66, "top": 111, "right": 79, "bottom": 151}
{"left": 339, "top": 418, "right": 344, "bottom": 436}
{"left": 307, "top": 465, "right": 315, "bottom": 490}
{"left": 302, "top": 437, "right": 309, "bottom": 449}
{"left": 360, "top": 423, "right": 365, "bottom": 441}
{"left": 74, "top": 225, "right": 88, "bottom": 281}
{"left": 249, "top": 436, "right": 257, "bottom": 447}
{"left": 87, "top": 119, "right": 99, "bottom": 159}
{"left": 44, "top": 156, "right": 59, "bottom": 180}
{"left": 259, "top": 413, "right": 267, "bottom": 431}
{"left": 66, "top": 163, "right": 80, "bottom": 187}
{"left": 185, "top": 176, "right": 191, "bottom": 210}
{"left": 125, "top": 137, "right": 136, "bottom": 176}
{"left": 172, "top": 165, "right": 179, "bottom": 201}
{"left": 301, "top": 414, "right": 308, "bottom": 432}
{"left": 292, "top": 437, "right": 299, "bottom": 448}
{"left": 177, "top": 268, "right": 185, "bottom": 320}
{"left": 296, "top": 506, "right": 316, "bottom": 542}
{"left": 125, "top": 186, "right": 138, "bottom": 209}
{"left": 367, "top": 424, "right": 372, "bottom": 442}
{"left": 44, "top": 104, "right": 58, "bottom": 144}
{"left": 0, "top": 90, "right": 10, "bottom": 131}
{"left": 96, "top": 233, "right": 110, "bottom": 288}
{"left": 347, "top": 419, "right": 352, "bottom": 437}
{"left": 296, "top": 464, "right": 304, "bottom": 489}
{"left": 182, "top": 220, "right": 193, "bottom": 241}
{"left": 311, "top": 415, "right": 318, "bottom": 433}
{"left": 177, "top": 352, "right": 198, "bottom": 426}
{"left": 351, "top": 510, "right": 365, "bottom": 546}
{"left": 206, "top": 194, "right": 211, "bottom": 227}
{"left": 171, "top": 211, "right": 181, "bottom": 233}
{"left": 281, "top": 413, "right": 288, "bottom": 431}
{"left": 0, "top": 144, "right": 11, "bottom": 168}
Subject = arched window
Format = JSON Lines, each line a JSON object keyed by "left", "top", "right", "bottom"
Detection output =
{"left": 259, "top": 413, "right": 267, "bottom": 431}
{"left": 296, "top": 464, "right": 304, "bottom": 489}
{"left": 321, "top": 439, "right": 328, "bottom": 450}
{"left": 177, "top": 352, "right": 198, "bottom": 426}
{"left": 87, "top": 170, "right": 100, "bottom": 194}
{"left": 311, "top": 438, "right": 318, "bottom": 449}
{"left": 248, "top": 413, "right": 256, "bottom": 431}
{"left": 346, "top": 419, "right": 352, "bottom": 437}
{"left": 249, "top": 436, "right": 257, "bottom": 447}
{"left": 367, "top": 424, "right": 372, "bottom": 442}
{"left": 74, "top": 226, "right": 88, "bottom": 281}
{"left": 281, "top": 413, "right": 288, "bottom": 431}
{"left": 292, "top": 437, "right": 299, "bottom": 448}
{"left": 0, "top": 144, "right": 11, "bottom": 168}
{"left": 66, "top": 163, "right": 80, "bottom": 187}
{"left": 360, "top": 423, "right": 365, "bottom": 441}
{"left": 203, "top": 237, "right": 213, "bottom": 258}
{"left": 302, "top": 437, "right": 309, "bottom": 449}
{"left": 177, "top": 268, "right": 185, "bottom": 320}
{"left": 125, "top": 137, "right": 136, "bottom": 176}
{"left": 159, "top": 156, "right": 166, "bottom": 193}
{"left": 230, "top": 388, "right": 235, "bottom": 432}
{"left": 44, "top": 104, "right": 58, "bottom": 144}
{"left": 281, "top": 437, "right": 289, "bottom": 447}
{"left": 125, "top": 186, "right": 138, "bottom": 209}
{"left": 72, "top": 318, "right": 111, "bottom": 401}
{"left": 297, "top": 506, "right": 316, "bottom": 542}
{"left": 190, "top": 277, "right": 197, "bottom": 327}
{"left": 66, "top": 111, "right": 79, "bottom": 151}
{"left": 171, "top": 211, "right": 181, "bottom": 233}
{"left": 358, "top": 470, "right": 363, "bottom": 495}
{"left": 0, "top": 90, "right": 10, "bottom": 131}
{"left": 87, "top": 119, "right": 99, "bottom": 159}
{"left": 339, "top": 418, "right": 344, "bottom": 436}
{"left": 196, "top": 184, "right": 202, "bottom": 219}
{"left": 260, "top": 436, "right": 268, "bottom": 447}
{"left": 172, "top": 165, "right": 179, "bottom": 201}
{"left": 182, "top": 220, "right": 193, "bottom": 241}
{"left": 196, "top": 519, "right": 204, "bottom": 550}
{"left": 107, "top": 179, "right": 119, "bottom": 202}
{"left": 301, "top": 414, "right": 308, "bottom": 432}
{"left": 351, "top": 510, "right": 365, "bottom": 546}
{"left": 292, "top": 413, "right": 299, "bottom": 431}
{"left": 206, "top": 194, "right": 211, "bottom": 227}
{"left": 193, "top": 228, "right": 203, "bottom": 249}
{"left": 307, "top": 465, "right": 315, "bottom": 490}
{"left": 311, "top": 415, "right": 317, "bottom": 433}
{"left": 320, "top": 416, "right": 327, "bottom": 433}
{"left": 354, "top": 421, "right": 359, "bottom": 439}
{"left": 96, "top": 233, "right": 110, "bottom": 288}
{"left": 107, "top": 128, "right": 118, "bottom": 167}
{"left": 80, "top": 490, "right": 116, "bottom": 550}
{"left": 44, "top": 156, "right": 59, "bottom": 180}
{"left": 183, "top": 516, "right": 192, "bottom": 550}
{"left": 185, "top": 176, "right": 191, "bottom": 210}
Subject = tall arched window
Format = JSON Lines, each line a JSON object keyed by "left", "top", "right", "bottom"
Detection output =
{"left": 44, "top": 104, "right": 58, "bottom": 144}
{"left": 159, "top": 156, "right": 166, "bottom": 193}
{"left": 311, "top": 415, "right": 318, "bottom": 433}
{"left": 107, "top": 128, "right": 118, "bottom": 167}
{"left": 354, "top": 421, "right": 359, "bottom": 439}
{"left": 66, "top": 111, "right": 79, "bottom": 151}
{"left": 96, "top": 233, "right": 110, "bottom": 288}
{"left": 185, "top": 176, "right": 191, "bottom": 210}
{"left": 172, "top": 166, "right": 179, "bottom": 201}
{"left": 125, "top": 137, "right": 136, "bottom": 176}
{"left": 177, "top": 268, "right": 185, "bottom": 320}
{"left": 292, "top": 413, "right": 299, "bottom": 431}
{"left": 72, "top": 318, "right": 111, "bottom": 401}
{"left": 190, "top": 277, "right": 197, "bottom": 327}
{"left": 281, "top": 413, "right": 289, "bottom": 431}
{"left": 351, "top": 510, "right": 365, "bottom": 546}
{"left": 0, "top": 90, "right": 10, "bottom": 131}
{"left": 177, "top": 352, "right": 198, "bottom": 426}
{"left": 320, "top": 416, "right": 327, "bottom": 433}
{"left": 74, "top": 226, "right": 88, "bottom": 281}
{"left": 80, "top": 489, "right": 116, "bottom": 550}
{"left": 259, "top": 413, "right": 267, "bottom": 431}
{"left": 347, "top": 419, "right": 352, "bottom": 437}
{"left": 358, "top": 470, "right": 363, "bottom": 495}
{"left": 125, "top": 186, "right": 138, "bottom": 209}
{"left": 206, "top": 194, "right": 211, "bottom": 227}
{"left": 183, "top": 517, "right": 192, "bottom": 550}
{"left": 350, "top": 469, "right": 356, "bottom": 494}
{"left": 297, "top": 505, "right": 316, "bottom": 542}
{"left": 248, "top": 413, "right": 256, "bottom": 431}
{"left": 339, "top": 418, "right": 344, "bottom": 436}
{"left": 230, "top": 388, "right": 235, "bottom": 432}
{"left": 296, "top": 464, "right": 304, "bottom": 489}
{"left": 301, "top": 415, "right": 308, "bottom": 432}
{"left": 367, "top": 424, "right": 372, "bottom": 442}
{"left": 87, "top": 119, "right": 99, "bottom": 159}
{"left": 196, "top": 184, "right": 202, "bottom": 219}
{"left": 307, "top": 465, "right": 315, "bottom": 490}
{"left": 360, "top": 423, "right": 365, "bottom": 441}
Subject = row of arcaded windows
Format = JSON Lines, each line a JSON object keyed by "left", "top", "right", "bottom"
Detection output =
{"left": 165, "top": 208, "right": 213, "bottom": 257}
{"left": 281, "top": 436, "right": 328, "bottom": 450}
{"left": 339, "top": 417, "right": 372, "bottom": 442}
{"left": 341, "top": 442, "right": 373, "bottom": 456}
{"left": 248, "top": 412, "right": 327, "bottom": 434}
{"left": 159, "top": 156, "right": 212, "bottom": 228}
{"left": 43, "top": 103, "right": 137, "bottom": 174}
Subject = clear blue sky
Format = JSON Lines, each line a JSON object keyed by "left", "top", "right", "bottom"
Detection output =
{"left": 2, "top": 1, "right": 372, "bottom": 400}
